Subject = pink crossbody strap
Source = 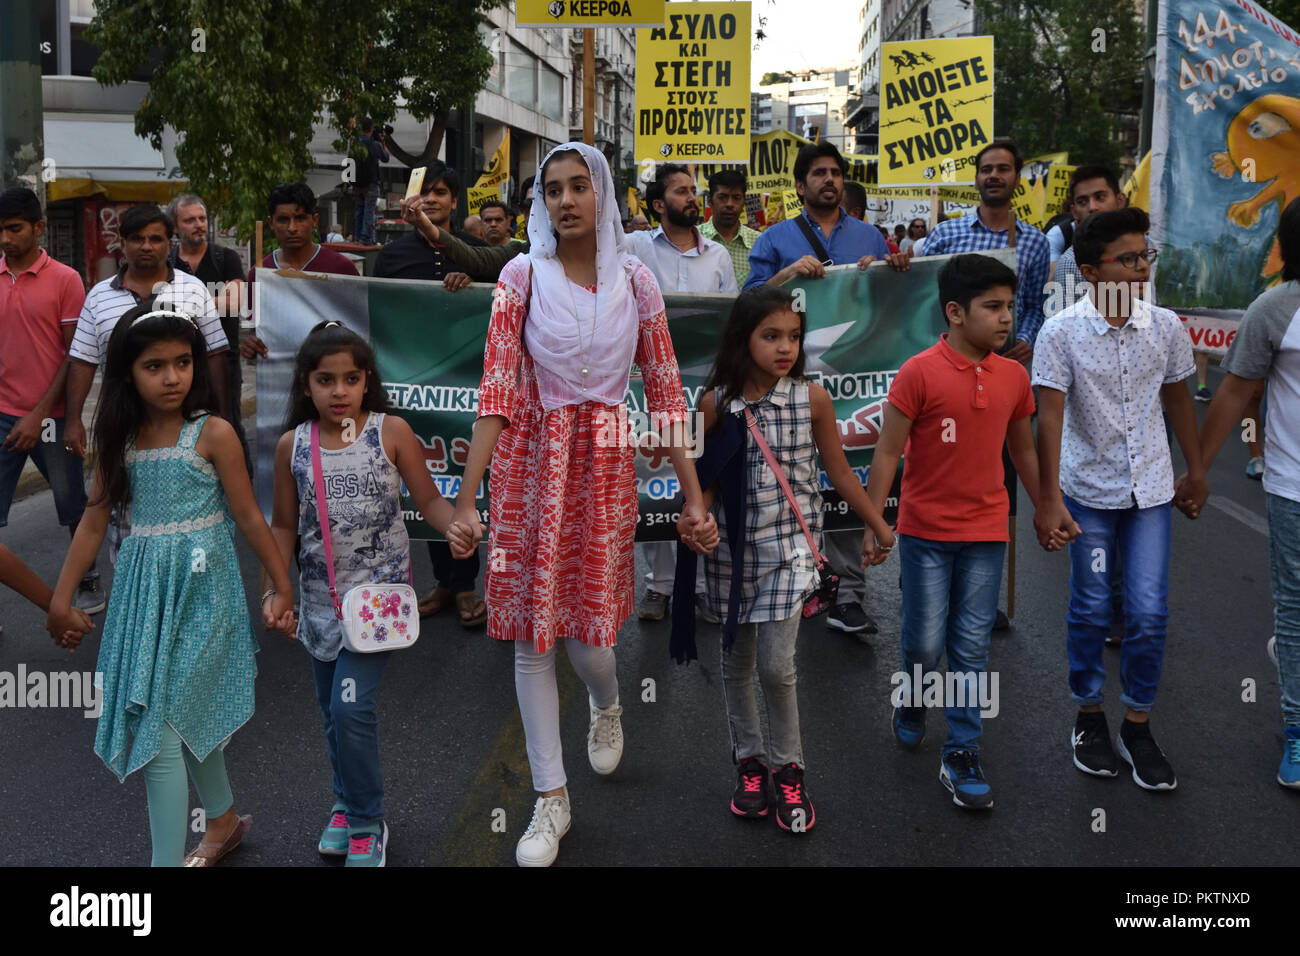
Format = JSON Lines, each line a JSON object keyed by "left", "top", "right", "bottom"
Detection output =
{"left": 743, "top": 408, "right": 825, "bottom": 569}
{"left": 309, "top": 421, "right": 344, "bottom": 620}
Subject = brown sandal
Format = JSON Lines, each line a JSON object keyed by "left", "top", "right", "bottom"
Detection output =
{"left": 183, "top": 813, "right": 252, "bottom": 867}
{"left": 455, "top": 591, "right": 487, "bottom": 628}
{"left": 418, "top": 586, "right": 452, "bottom": 617}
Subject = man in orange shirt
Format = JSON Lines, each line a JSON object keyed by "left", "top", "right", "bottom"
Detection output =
{"left": 0, "top": 187, "right": 102, "bottom": 614}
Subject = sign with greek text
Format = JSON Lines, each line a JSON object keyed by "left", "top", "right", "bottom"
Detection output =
{"left": 635, "top": 1, "right": 751, "bottom": 163}
{"left": 517, "top": 0, "right": 666, "bottom": 27}
{"left": 879, "top": 36, "right": 995, "bottom": 187}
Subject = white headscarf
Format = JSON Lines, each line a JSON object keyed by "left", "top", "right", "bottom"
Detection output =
{"left": 524, "top": 142, "right": 640, "bottom": 412}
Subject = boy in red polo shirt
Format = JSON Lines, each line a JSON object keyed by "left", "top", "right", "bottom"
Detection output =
{"left": 0, "top": 187, "right": 102, "bottom": 614}
{"left": 866, "top": 253, "right": 1073, "bottom": 809}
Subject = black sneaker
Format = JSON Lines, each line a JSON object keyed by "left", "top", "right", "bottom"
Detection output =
{"left": 827, "top": 603, "right": 877, "bottom": 635}
{"left": 1072, "top": 711, "right": 1120, "bottom": 777}
{"left": 1116, "top": 719, "right": 1177, "bottom": 791}
{"left": 939, "top": 749, "right": 994, "bottom": 809}
{"left": 730, "top": 757, "right": 769, "bottom": 818}
{"left": 772, "top": 763, "right": 816, "bottom": 832}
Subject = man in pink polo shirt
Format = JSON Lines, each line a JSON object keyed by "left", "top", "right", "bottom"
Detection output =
{"left": 0, "top": 187, "right": 103, "bottom": 613}
{"left": 866, "top": 253, "right": 1075, "bottom": 810}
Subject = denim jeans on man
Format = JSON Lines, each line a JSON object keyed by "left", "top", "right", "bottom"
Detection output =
{"left": 354, "top": 183, "right": 380, "bottom": 245}
{"left": 0, "top": 412, "right": 87, "bottom": 528}
{"left": 1266, "top": 493, "right": 1300, "bottom": 727}
{"left": 1064, "top": 496, "right": 1171, "bottom": 711}
{"left": 898, "top": 535, "right": 1005, "bottom": 754}
{"left": 311, "top": 648, "right": 389, "bottom": 825}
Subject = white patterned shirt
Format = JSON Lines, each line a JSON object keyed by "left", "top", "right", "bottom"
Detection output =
{"left": 1032, "top": 295, "right": 1195, "bottom": 509}
{"left": 70, "top": 266, "right": 227, "bottom": 367}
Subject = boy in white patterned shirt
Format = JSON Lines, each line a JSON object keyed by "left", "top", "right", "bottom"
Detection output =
{"left": 1032, "top": 207, "right": 1207, "bottom": 792}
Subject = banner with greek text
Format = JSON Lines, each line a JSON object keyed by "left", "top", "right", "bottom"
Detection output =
{"left": 254, "top": 250, "right": 1016, "bottom": 540}
{"left": 1152, "top": 0, "right": 1300, "bottom": 310}
{"left": 635, "top": 1, "right": 751, "bottom": 163}
{"left": 517, "top": 0, "right": 665, "bottom": 27}
{"left": 879, "top": 36, "right": 995, "bottom": 187}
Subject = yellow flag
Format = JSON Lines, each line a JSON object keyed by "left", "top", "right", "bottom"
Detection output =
{"left": 1124, "top": 152, "right": 1150, "bottom": 212}
{"left": 476, "top": 132, "right": 510, "bottom": 191}
{"left": 627, "top": 187, "right": 643, "bottom": 218}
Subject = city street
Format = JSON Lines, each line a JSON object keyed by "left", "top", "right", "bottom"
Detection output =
{"left": 0, "top": 365, "right": 1294, "bottom": 868}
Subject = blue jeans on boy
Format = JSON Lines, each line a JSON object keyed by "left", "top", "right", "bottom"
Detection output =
{"left": 1064, "top": 496, "right": 1171, "bottom": 711}
{"left": 1266, "top": 493, "right": 1300, "bottom": 727}
{"left": 310, "top": 648, "right": 389, "bottom": 826}
{"left": 354, "top": 183, "right": 380, "bottom": 245}
{"left": 899, "top": 535, "right": 1005, "bottom": 754}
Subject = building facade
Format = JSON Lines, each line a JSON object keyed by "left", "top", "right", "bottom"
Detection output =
{"left": 753, "top": 64, "right": 860, "bottom": 152}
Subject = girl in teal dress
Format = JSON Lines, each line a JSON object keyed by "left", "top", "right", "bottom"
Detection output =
{"left": 47, "top": 303, "right": 296, "bottom": 867}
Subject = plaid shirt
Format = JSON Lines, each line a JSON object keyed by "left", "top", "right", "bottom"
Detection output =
{"left": 700, "top": 218, "right": 761, "bottom": 288}
{"left": 704, "top": 377, "right": 821, "bottom": 623}
{"left": 923, "top": 212, "right": 1052, "bottom": 346}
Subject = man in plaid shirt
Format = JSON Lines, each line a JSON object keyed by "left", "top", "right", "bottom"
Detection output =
{"left": 700, "top": 169, "right": 761, "bottom": 288}
{"left": 921, "top": 139, "right": 1051, "bottom": 361}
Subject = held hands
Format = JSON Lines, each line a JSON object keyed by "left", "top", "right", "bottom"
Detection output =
{"left": 861, "top": 525, "right": 896, "bottom": 567}
{"left": 677, "top": 501, "right": 719, "bottom": 555}
{"left": 1173, "top": 471, "right": 1209, "bottom": 519}
{"left": 262, "top": 592, "right": 297, "bottom": 639}
{"left": 45, "top": 605, "right": 95, "bottom": 652}
{"left": 447, "top": 504, "right": 484, "bottom": 559}
{"left": 1033, "top": 500, "right": 1081, "bottom": 552}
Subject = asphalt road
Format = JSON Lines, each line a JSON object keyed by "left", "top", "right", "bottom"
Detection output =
{"left": 1, "top": 365, "right": 1295, "bottom": 867}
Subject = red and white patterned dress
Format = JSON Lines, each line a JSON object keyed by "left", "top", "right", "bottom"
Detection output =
{"left": 477, "top": 255, "right": 688, "bottom": 653}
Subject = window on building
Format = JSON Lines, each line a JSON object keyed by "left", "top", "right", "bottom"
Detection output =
{"left": 507, "top": 40, "right": 537, "bottom": 103}
{"left": 540, "top": 65, "right": 564, "bottom": 122}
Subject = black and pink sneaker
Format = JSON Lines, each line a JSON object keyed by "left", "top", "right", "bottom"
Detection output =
{"left": 731, "top": 757, "right": 770, "bottom": 818}
{"left": 772, "top": 763, "right": 816, "bottom": 833}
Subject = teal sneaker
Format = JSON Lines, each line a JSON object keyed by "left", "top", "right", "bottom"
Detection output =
{"left": 318, "top": 803, "right": 348, "bottom": 856}
{"left": 940, "top": 749, "right": 994, "bottom": 809}
{"left": 345, "top": 821, "right": 388, "bottom": 867}
{"left": 1279, "top": 727, "right": 1300, "bottom": 789}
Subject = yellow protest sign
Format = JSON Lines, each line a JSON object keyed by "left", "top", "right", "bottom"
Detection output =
{"left": 517, "top": 0, "right": 665, "bottom": 27}
{"left": 764, "top": 192, "right": 784, "bottom": 224}
{"left": 467, "top": 186, "right": 502, "bottom": 217}
{"left": 781, "top": 189, "right": 803, "bottom": 219}
{"left": 1046, "top": 164, "right": 1077, "bottom": 218}
{"left": 476, "top": 132, "right": 510, "bottom": 190}
{"left": 879, "top": 36, "right": 994, "bottom": 186}
{"left": 636, "top": 2, "right": 751, "bottom": 164}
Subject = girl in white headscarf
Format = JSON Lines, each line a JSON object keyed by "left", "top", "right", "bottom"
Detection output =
{"left": 451, "top": 143, "right": 714, "bottom": 867}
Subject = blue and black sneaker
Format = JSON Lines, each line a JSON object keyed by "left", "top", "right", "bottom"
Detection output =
{"left": 1279, "top": 726, "right": 1300, "bottom": 789}
{"left": 940, "top": 749, "right": 994, "bottom": 810}
{"left": 892, "top": 705, "right": 926, "bottom": 750}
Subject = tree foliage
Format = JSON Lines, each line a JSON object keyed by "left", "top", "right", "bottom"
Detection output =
{"left": 1259, "top": 0, "right": 1300, "bottom": 30}
{"left": 88, "top": 0, "right": 498, "bottom": 238}
{"left": 973, "top": 0, "right": 1145, "bottom": 168}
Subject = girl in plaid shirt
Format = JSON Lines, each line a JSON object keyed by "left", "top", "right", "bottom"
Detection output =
{"left": 685, "top": 286, "right": 894, "bottom": 833}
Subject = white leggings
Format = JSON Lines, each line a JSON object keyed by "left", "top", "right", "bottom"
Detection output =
{"left": 515, "top": 639, "right": 619, "bottom": 792}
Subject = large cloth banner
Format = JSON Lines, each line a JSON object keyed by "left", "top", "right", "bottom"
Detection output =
{"left": 1152, "top": 0, "right": 1300, "bottom": 310}
{"left": 254, "top": 249, "right": 1017, "bottom": 540}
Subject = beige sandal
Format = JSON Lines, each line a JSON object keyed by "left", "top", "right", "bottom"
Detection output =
{"left": 183, "top": 814, "right": 252, "bottom": 867}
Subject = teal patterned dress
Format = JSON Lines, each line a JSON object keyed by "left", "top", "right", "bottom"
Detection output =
{"left": 94, "top": 413, "right": 258, "bottom": 781}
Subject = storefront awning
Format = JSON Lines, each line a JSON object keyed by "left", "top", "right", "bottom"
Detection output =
{"left": 43, "top": 118, "right": 188, "bottom": 202}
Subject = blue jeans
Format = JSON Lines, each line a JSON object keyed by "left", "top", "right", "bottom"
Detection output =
{"left": 1064, "top": 496, "right": 1171, "bottom": 711}
{"left": 898, "top": 535, "right": 1005, "bottom": 754}
{"left": 310, "top": 648, "right": 390, "bottom": 826}
{"left": 354, "top": 183, "right": 380, "bottom": 244}
{"left": 1266, "top": 493, "right": 1300, "bottom": 727}
{"left": 0, "top": 412, "right": 87, "bottom": 528}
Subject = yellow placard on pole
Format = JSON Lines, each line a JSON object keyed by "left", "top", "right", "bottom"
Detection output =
{"left": 475, "top": 132, "right": 510, "bottom": 191}
{"left": 517, "top": 0, "right": 666, "bottom": 27}
{"left": 467, "top": 186, "right": 502, "bottom": 217}
{"left": 879, "top": 36, "right": 994, "bottom": 187}
{"left": 635, "top": 2, "right": 751, "bottom": 164}
{"left": 781, "top": 188, "right": 803, "bottom": 220}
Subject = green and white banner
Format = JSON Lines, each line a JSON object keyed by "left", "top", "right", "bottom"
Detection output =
{"left": 254, "top": 249, "right": 1017, "bottom": 540}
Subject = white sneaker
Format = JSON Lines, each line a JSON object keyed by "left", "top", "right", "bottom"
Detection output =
{"left": 1268, "top": 635, "right": 1278, "bottom": 665}
{"left": 515, "top": 794, "right": 571, "bottom": 867}
{"left": 588, "top": 696, "right": 624, "bottom": 775}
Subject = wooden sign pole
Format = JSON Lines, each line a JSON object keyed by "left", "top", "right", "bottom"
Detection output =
{"left": 583, "top": 28, "right": 596, "bottom": 145}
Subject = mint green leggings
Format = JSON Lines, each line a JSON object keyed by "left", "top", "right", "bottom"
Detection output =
{"left": 141, "top": 723, "right": 234, "bottom": 867}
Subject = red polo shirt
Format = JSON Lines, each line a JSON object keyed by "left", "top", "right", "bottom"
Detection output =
{"left": 886, "top": 334, "right": 1035, "bottom": 542}
{"left": 0, "top": 249, "right": 86, "bottom": 418}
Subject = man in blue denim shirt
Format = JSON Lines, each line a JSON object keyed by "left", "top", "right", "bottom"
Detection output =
{"left": 1194, "top": 196, "right": 1300, "bottom": 788}
{"left": 744, "top": 142, "right": 892, "bottom": 636}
